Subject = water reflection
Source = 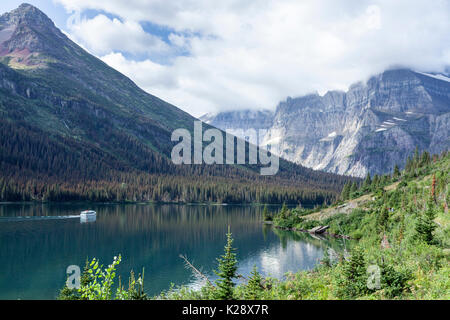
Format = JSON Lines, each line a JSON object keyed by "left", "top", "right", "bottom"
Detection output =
{"left": 0, "top": 203, "right": 347, "bottom": 299}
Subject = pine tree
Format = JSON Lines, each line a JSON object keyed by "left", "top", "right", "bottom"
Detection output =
{"left": 376, "top": 207, "right": 389, "bottom": 232}
{"left": 415, "top": 194, "right": 437, "bottom": 244}
{"left": 393, "top": 164, "right": 401, "bottom": 180}
{"left": 405, "top": 156, "right": 413, "bottom": 174}
{"left": 244, "top": 265, "right": 263, "bottom": 300}
{"left": 413, "top": 146, "right": 420, "bottom": 164}
{"left": 262, "top": 205, "right": 271, "bottom": 221}
{"left": 362, "top": 173, "right": 372, "bottom": 192}
{"left": 279, "top": 202, "right": 289, "bottom": 219}
{"left": 349, "top": 182, "right": 358, "bottom": 199}
{"left": 420, "top": 151, "right": 431, "bottom": 167}
{"left": 372, "top": 175, "right": 380, "bottom": 190}
{"left": 336, "top": 246, "right": 367, "bottom": 299}
{"left": 341, "top": 182, "right": 350, "bottom": 201}
{"left": 214, "top": 227, "right": 238, "bottom": 300}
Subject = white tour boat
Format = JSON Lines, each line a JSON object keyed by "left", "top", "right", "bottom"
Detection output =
{"left": 80, "top": 210, "right": 96, "bottom": 223}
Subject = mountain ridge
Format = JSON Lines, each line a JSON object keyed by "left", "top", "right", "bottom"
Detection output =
{"left": 203, "top": 68, "right": 450, "bottom": 177}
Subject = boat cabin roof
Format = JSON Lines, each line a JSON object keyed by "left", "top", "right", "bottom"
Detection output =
{"left": 81, "top": 210, "right": 96, "bottom": 214}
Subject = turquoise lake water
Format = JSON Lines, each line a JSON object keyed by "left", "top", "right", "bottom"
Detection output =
{"left": 0, "top": 203, "right": 347, "bottom": 299}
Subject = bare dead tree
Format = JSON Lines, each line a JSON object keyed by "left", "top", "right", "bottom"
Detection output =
{"left": 179, "top": 254, "right": 214, "bottom": 288}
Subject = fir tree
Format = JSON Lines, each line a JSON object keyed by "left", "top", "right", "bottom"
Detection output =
{"left": 362, "top": 173, "right": 372, "bottom": 192}
{"left": 415, "top": 194, "right": 437, "bottom": 245}
{"left": 278, "top": 202, "right": 289, "bottom": 219}
{"left": 420, "top": 151, "right": 431, "bottom": 167}
{"left": 413, "top": 146, "right": 420, "bottom": 164}
{"left": 244, "top": 265, "right": 263, "bottom": 300}
{"left": 405, "top": 156, "right": 413, "bottom": 174}
{"left": 349, "top": 182, "right": 358, "bottom": 199}
{"left": 262, "top": 205, "right": 271, "bottom": 221}
{"left": 335, "top": 246, "right": 367, "bottom": 299}
{"left": 372, "top": 175, "right": 380, "bottom": 190}
{"left": 393, "top": 164, "right": 401, "bottom": 180}
{"left": 376, "top": 207, "right": 389, "bottom": 233}
{"left": 214, "top": 227, "right": 238, "bottom": 300}
{"left": 341, "top": 182, "right": 350, "bottom": 201}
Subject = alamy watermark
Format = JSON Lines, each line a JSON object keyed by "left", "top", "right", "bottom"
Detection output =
{"left": 366, "top": 264, "right": 381, "bottom": 290}
{"left": 66, "top": 265, "right": 81, "bottom": 289}
{"left": 171, "top": 121, "right": 279, "bottom": 175}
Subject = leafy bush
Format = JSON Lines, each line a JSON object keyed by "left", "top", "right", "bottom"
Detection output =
{"left": 324, "top": 209, "right": 367, "bottom": 235}
{"left": 58, "top": 255, "right": 147, "bottom": 300}
{"left": 295, "top": 218, "right": 321, "bottom": 230}
{"left": 350, "top": 230, "right": 363, "bottom": 240}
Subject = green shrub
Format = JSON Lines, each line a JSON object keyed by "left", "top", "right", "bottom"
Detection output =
{"left": 350, "top": 230, "right": 363, "bottom": 240}
{"left": 380, "top": 262, "right": 411, "bottom": 298}
{"left": 295, "top": 218, "right": 320, "bottom": 230}
{"left": 58, "top": 255, "right": 147, "bottom": 300}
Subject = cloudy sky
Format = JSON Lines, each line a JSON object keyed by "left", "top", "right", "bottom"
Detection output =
{"left": 1, "top": 0, "right": 449, "bottom": 116}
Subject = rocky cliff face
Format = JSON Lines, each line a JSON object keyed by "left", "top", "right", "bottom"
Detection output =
{"left": 202, "top": 69, "right": 450, "bottom": 177}
{"left": 0, "top": 3, "right": 67, "bottom": 68}
{"left": 200, "top": 110, "right": 274, "bottom": 145}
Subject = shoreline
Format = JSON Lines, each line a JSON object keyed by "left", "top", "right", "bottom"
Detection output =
{"left": 267, "top": 222, "right": 353, "bottom": 240}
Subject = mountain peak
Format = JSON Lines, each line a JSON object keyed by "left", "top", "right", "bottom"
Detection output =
{"left": 17, "top": 3, "right": 37, "bottom": 9}
{"left": 0, "top": 4, "right": 64, "bottom": 69}
{"left": 1, "top": 3, "right": 54, "bottom": 28}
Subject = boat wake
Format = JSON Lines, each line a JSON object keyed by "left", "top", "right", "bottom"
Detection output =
{"left": 0, "top": 215, "right": 81, "bottom": 222}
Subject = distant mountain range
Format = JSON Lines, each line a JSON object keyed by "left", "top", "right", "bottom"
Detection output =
{"left": 202, "top": 69, "right": 450, "bottom": 177}
{"left": 0, "top": 4, "right": 352, "bottom": 203}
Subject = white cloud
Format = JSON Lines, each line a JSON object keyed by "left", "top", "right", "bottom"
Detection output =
{"left": 55, "top": 0, "right": 450, "bottom": 117}
{"left": 365, "top": 5, "right": 382, "bottom": 30}
{"left": 67, "top": 13, "right": 170, "bottom": 56}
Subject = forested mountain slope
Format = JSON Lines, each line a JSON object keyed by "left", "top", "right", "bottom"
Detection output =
{"left": 0, "top": 4, "right": 353, "bottom": 204}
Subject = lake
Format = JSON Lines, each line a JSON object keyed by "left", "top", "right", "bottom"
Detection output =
{"left": 0, "top": 203, "right": 348, "bottom": 299}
